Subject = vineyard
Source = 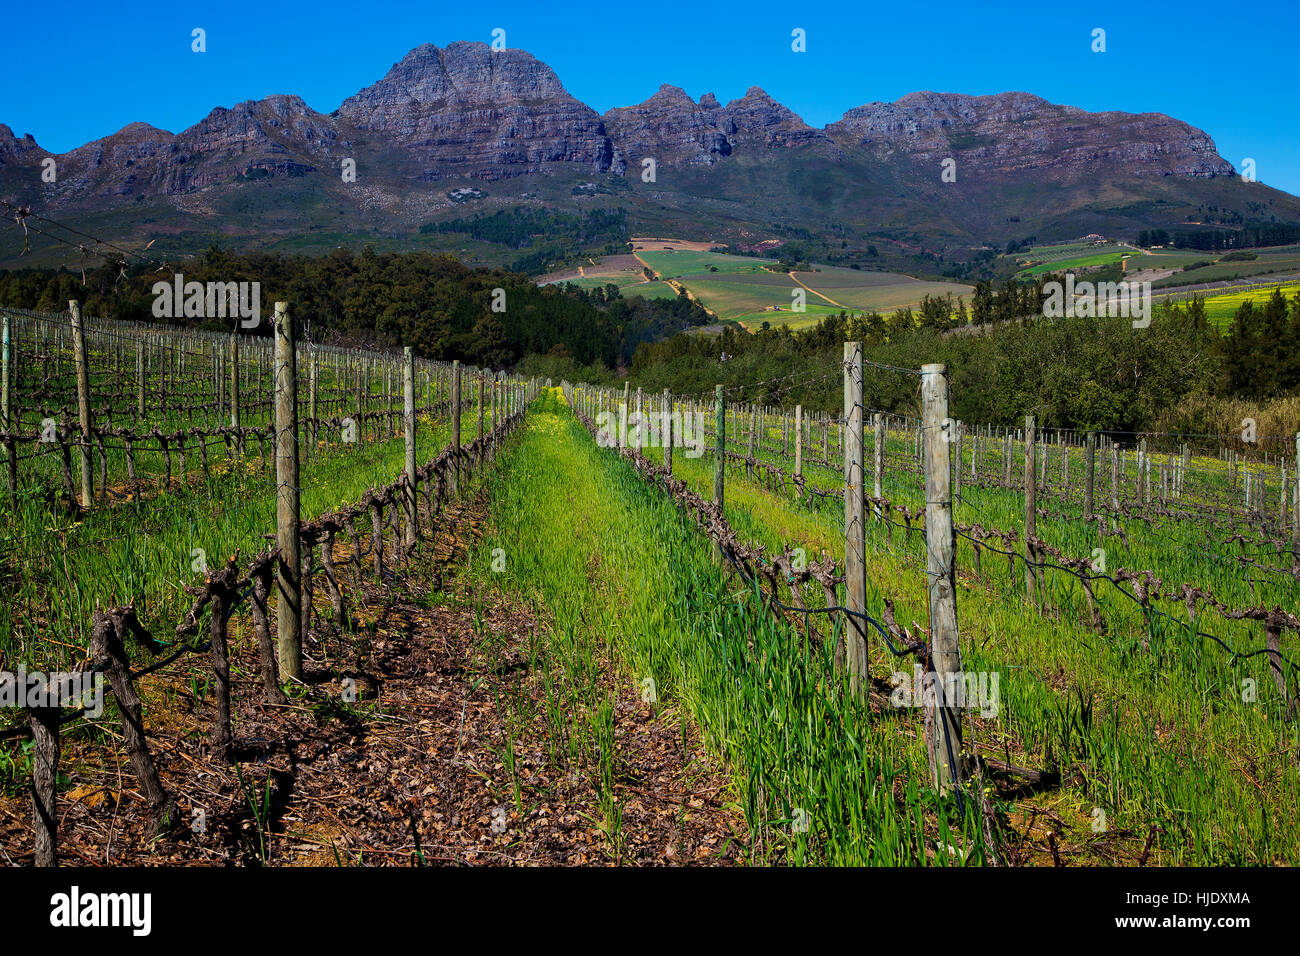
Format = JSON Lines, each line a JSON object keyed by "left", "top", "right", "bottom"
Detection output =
{"left": 1, "top": 306, "right": 1298, "bottom": 866}
{"left": 0, "top": 303, "right": 533, "bottom": 864}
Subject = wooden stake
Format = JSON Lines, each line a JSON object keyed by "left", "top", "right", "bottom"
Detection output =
{"left": 1084, "top": 431, "right": 1096, "bottom": 518}
{"left": 451, "top": 360, "right": 462, "bottom": 495}
{"left": 273, "top": 302, "right": 302, "bottom": 682}
{"left": 664, "top": 389, "right": 673, "bottom": 471}
{"left": 843, "top": 342, "right": 868, "bottom": 696}
{"left": 403, "top": 347, "right": 417, "bottom": 548}
{"left": 922, "top": 363, "right": 962, "bottom": 792}
{"left": 1025, "top": 414, "right": 1037, "bottom": 604}
{"left": 69, "top": 301, "right": 93, "bottom": 507}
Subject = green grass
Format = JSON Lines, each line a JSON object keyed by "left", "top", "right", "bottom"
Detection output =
{"left": 0, "top": 317, "right": 481, "bottom": 673}
{"left": 1158, "top": 283, "right": 1300, "bottom": 329}
{"left": 662, "top": 412, "right": 1300, "bottom": 864}
{"left": 549, "top": 275, "right": 682, "bottom": 300}
{"left": 637, "top": 250, "right": 778, "bottom": 279}
{"left": 1017, "top": 250, "right": 1138, "bottom": 278}
{"left": 469, "top": 390, "right": 979, "bottom": 864}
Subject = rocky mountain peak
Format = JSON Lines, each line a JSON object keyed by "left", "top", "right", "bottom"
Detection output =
{"left": 827, "top": 90, "right": 1234, "bottom": 179}
{"left": 337, "top": 41, "right": 612, "bottom": 179}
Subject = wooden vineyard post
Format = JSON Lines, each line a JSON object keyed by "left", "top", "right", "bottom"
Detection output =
{"left": 1138, "top": 437, "right": 1148, "bottom": 505}
{"left": 663, "top": 389, "right": 673, "bottom": 471}
{"left": 273, "top": 302, "right": 302, "bottom": 682}
{"left": 1, "top": 312, "right": 13, "bottom": 500}
{"left": 794, "top": 403, "right": 803, "bottom": 493}
{"left": 620, "top": 382, "right": 630, "bottom": 451}
{"left": 403, "top": 347, "right": 417, "bottom": 548}
{"left": 1110, "top": 441, "right": 1120, "bottom": 511}
{"left": 1084, "top": 431, "right": 1096, "bottom": 518}
{"left": 713, "top": 385, "right": 725, "bottom": 559}
{"left": 478, "top": 374, "right": 486, "bottom": 446}
{"left": 29, "top": 703, "right": 59, "bottom": 866}
{"left": 843, "top": 342, "right": 868, "bottom": 697}
{"left": 451, "top": 360, "right": 462, "bottom": 495}
{"left": 136, "top": 337, "right": 145, "bottom": 418}
{"left": 747, "top": 403, "right": 756, "bottom": 477}
{"left": 873, "top": 412, "right": 884, "bottom": 518}
{"left": 635, "top": 386, "right": 643, "bottom": 453}
{"left": 230, "top": 334, "right": 242, "bottom": 454}
{"left": 1024, "top": 414, "right": 1037, "bottom": 605}
{"left": 309, "top": 347, "right": 318, "bottom": 454}
{"left": 69, "top": 301, "right": 93, "bottom": 507}
{"left": 922, "top": 363, "right": 962, "bottom": 792}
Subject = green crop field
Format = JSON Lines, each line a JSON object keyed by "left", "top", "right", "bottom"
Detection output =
{"left": 549, "top": 274, "right": 681, "bottom": 300}
{"left": 792, "top": 268, "right": 972, "bottom": 313}
{"left": 1165, "top": 282, "right": 1300, "bottom": 328}
{"left": 1154, "top": 252, "right": 1300, "bottom": 287}
{"left": 1017, "top": 250, "right": 1138, "bottom": 277}
{"left": 637, "top": 249, "right": 778, "bottom": 278}
{"left": 681, "top": 276, "right": 811, "bottom": 320}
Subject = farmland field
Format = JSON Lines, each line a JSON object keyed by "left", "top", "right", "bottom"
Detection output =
{"left": 636, "top": 249, "right": 779, "bottom": 278}
{"left": 1015, "top": 247, "right": 1140, "bottom": 277}
{"left": 541, "top": 253, "right": 682, "bottom": 300}
{"left": 1168, "top": 282, "right": 1300, "bottom": 328}
{"left": 623, "top": 245, "right": 973, "bottom": 329}
{"left": 1153, "top": 250, "right": 1300, "bottom": 287}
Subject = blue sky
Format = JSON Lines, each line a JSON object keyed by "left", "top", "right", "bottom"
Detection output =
{"left": 3, "top": 0, "right": 1297, "bottom": 194}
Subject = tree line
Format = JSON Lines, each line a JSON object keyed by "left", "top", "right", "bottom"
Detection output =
{"left": 0, "top": 245, "right": 712, "bottom": 368}
{"left": 625, "top": 291, "right": 1298, "bottom": 433}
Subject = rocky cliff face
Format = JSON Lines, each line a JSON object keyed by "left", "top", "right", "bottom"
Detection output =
{"left": 718, "top": 87, "right": 833, "bottom": 151}
{"left": 602, "top": 85, "right": 731, "bottom": 167}
{"left": 827, "top": 91, "right": 1234, "bottom": 180}
{"left": 602, "top": 84, "right": 836, "bottom": 167}
{"left": 337, "top": 42, "right": 617, "bottom": 179}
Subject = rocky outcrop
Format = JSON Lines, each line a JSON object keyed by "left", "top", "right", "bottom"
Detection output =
{"left": 337, "top": 41, "right": 616, "bottom": 179}
{"left": 602, "top": 84, "right": 834, "bottom": 165}
{"left": 827, "top": 91, "right": 1234, "bottom": 179}
{"left": 602, "top": 85, "right": 731, "bottom": 167}
{"left": 718, "top": 87, "right": 831, "bottom": 150}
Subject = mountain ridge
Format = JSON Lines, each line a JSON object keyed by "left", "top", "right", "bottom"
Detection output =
{"left": 1, "top": 40, "right": 1293, "bottom": 268}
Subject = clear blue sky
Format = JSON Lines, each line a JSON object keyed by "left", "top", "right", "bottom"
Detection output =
{"left": 3, "top": 0, "right": 1297, "bottom": 194}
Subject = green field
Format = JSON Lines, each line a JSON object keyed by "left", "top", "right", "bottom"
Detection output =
{"left": 1170, "top": 282, "right": 1300, "bottom": 328}
{"left": 551, "top": 274, "right": 682, "bottom": 300}
{"left": 793, "top": 266, "right": 972, "bottom": 313}
{"left": 632, "top": 249, "right": 972, "bottom": 328}
{"left": 1016, "top": 249, "right": 1139, "bottom": 278}
{"left": 637, "top": 249, "right": 778, "bottom": 278}
{"left": 545, "top": 386, "right": 1300, "bottom": 865}
{"left": 681, "top": 275, "right": 814, "bottom": 321}
{"left": 1153, "top": 248, "right": 1300, "bottom": 287}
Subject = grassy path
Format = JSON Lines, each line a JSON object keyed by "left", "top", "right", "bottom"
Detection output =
{"left": 467, "top": 391, "right": 974, "bottom": 865}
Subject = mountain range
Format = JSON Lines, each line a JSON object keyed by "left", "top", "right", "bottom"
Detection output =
{"left": 2, "top": 40, "right": 1296, "bottom": 269}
